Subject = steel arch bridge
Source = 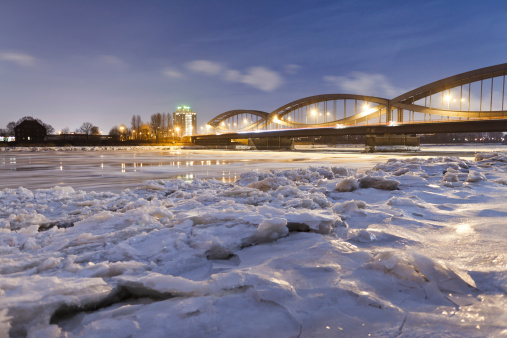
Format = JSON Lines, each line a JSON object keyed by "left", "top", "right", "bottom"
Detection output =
{"left": 205, "top": 63, "right": 507, "bottom": 133}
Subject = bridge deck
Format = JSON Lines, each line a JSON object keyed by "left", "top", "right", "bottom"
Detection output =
{"left": 192, "top": 119, "right": 507, "bottom": 143}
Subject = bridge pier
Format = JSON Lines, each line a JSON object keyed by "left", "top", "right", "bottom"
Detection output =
{"left": 365, "top": 134, "right": 420, "bottom": 153}
{"left": 248, "top": 137, "right": 294, "bottom": 150}
{"left": 398, "top": 109, "right": 404, "bottom": 123}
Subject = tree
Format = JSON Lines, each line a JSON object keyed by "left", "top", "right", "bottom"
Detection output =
{"left": 140, "top": 123, "right": 151, "bottom": 140}
{"left": 90, "top": 126, "right": 101, "bottom": 135}
{"left": 61, "top": 127, "right": 70, "bottom": 134}
{"left": 0, "top": 128, "right": 8, "bottom": 140}
{"left": 44, "top": 123, "right": 55, "bottom": 135}
{"left": 109, "top": 126, "right": 120, "bottom": 136}
{"left": 131, "top": 115, "right": 142, "bottom": 139}
{"left": 76, "top": 122, "right": 96, "bottom": 135}
{"left": 6, "top": 122, "right": 16, "bottom": 136}
{"left": 150, "top": 113, "right": 163, "bottom": 141}
{"left": 164, "top": 112, "right": 173, "bottom": 137}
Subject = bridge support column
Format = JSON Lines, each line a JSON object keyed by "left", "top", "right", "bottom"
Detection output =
{"left": 397, "top": 109, "right": 404, "bottom": 123}
{"left": 365, "top": 134, "right": 420, "bottom": 153}
{"left": 385, "top": 102, "right": 393, "bottom": 123}
{"left": 248, "top": 137, "right": 294, "bottom": 150}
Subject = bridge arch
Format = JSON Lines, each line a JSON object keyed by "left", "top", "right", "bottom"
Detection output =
{"left": 207, "top": 110, "right": 269, "bottom": 132}
{"left": 267, "top": 94, "right": 389, "bottom": 128}
{"left": 389, "top": 63, "right": 507, "bottom": 122}
{"left": 204, "top": 63, "right": 507, "bottom": 133}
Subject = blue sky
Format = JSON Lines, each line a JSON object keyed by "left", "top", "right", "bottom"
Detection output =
{"left": 0, "top": 0, "right": 505, "bottom": 133}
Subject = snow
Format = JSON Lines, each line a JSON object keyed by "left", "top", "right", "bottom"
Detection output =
{"left": 1, "top": 148, "right": 507, "bottom": 337}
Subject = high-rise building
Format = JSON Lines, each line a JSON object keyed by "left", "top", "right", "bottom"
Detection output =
{"left": 173, "top": 106, "right": 197, "bottom": 137}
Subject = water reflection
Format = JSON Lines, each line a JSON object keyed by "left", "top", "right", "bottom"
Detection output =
{"left": 115, "top": 159, "right": 231, "bottom": 173}
{"left": 0, "top": 150, "right": 391, "bottom": 192}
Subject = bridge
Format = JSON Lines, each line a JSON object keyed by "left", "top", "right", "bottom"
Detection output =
{"left": 192, "top": 63, "right": 507, "bottom": 151}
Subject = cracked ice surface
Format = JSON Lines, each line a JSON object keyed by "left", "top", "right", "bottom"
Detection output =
{"left": 1, "top": 148, "right": 507, "bottom": 337}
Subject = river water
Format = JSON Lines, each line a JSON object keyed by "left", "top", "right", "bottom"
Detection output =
{"left": 1, "top": 145, "right": 505, "bottom": 192}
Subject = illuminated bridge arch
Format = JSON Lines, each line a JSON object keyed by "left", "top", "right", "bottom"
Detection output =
{"left": 205, "top": 63, "right": 507, "bottom": 133}
{"left": 207, "top": 95, "right": 390, "bottom": 132}
{"left": 208, "top": 110, "right": 268, "bottom": 132}
{"left": 267, "top": 94, "right": 389, "bottom": 128}
{"left": 389, "top": 63, "right": 507, "bottom": 123}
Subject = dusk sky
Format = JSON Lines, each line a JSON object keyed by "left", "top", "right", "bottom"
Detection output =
{"left": 0, "top": 0, "right": 506, "bottom": 133}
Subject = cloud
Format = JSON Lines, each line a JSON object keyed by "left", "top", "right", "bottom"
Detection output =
{"left": 284, "top": 64, "right": 301, "bottom": 75}
{"left": 186, "top": 60, "right": 223, "bottom": 75}
{"left": 186, "top": 59, "right": 283, "bottom": 92}
{"left": 162, "top": 67, "right": 184, "bottom": 79}
{"left": 323, "top": 72, "right": 402, "bottom": 98}
{"left": 99, "top": 55, "right": 127, "bottom": 69}
{"left": 224, "top": 69, "right": 242, "bottom": 82}
{"left": 0, "top": 51, "right": 37, "bottom": 67}
{"left": 236, "top": 67, "right": 283, "bottom": 92}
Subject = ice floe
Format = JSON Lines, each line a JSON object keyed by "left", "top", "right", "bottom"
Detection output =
{"left": 1, "top": 152, "right": 507, "bottom": 337}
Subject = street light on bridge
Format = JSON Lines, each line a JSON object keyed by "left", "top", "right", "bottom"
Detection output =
{"left": 311, "top": 110, "right": 317, "bottom": 124}
{"left": 444, "top": 94, "right": 451, "bottom": 110}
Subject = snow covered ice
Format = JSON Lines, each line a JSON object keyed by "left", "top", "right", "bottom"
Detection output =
{"left": 1, "top": 149, "right": 507, "bottom": 337}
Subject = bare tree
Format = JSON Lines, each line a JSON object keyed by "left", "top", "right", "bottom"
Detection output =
{"left": 160, "top": 112, "right": 172, "bottom": 138}
{"left": 150, "top": 113, "right": 163, "bottom": 141}
{"left": 61, "top": 127, "right": 70, "bottom": 134}
{"left": 6, "top": 122, "right": 16, "bottom": 136}
{"left": 131, "top": 115, "right": 142, "bottom": 140}
{"left": 0, "top": 128, "right": 8, "bottom": 139}
{"left": 76, "top": 122, "right": 96, "bottom": 135}
{"left": 90, "top": 126, "right": 101, "bottom": 135}
{"left": 109, "top": 126, "right": 120, "bottom": 136}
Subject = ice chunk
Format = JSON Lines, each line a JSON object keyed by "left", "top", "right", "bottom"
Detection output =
{"left": 358, "top": 176, "right": 400, "bottom": 190}
{"left": 335, "top": 177, "right": 359, "bottom": 192}
{"left": 393, "top": 167, "right": 410, "bottom": 176}
{"left": 0, "top": 310, "right": 11, "bottom": 338}
{"left": 236, "top": 171, "right": 260, "bottom": 186}
{"left": 256, "top": 218, "right": 288, "bottom": 241}
{"left": 331, "top": 166, "right": 357, "bottom": 177}
{"left": 332, "top": 200, "right": 366, "bottom": 213}
{"left": 285, "top": 211, "right": 335, "bottom": 233}
{"left": 466, "top": 171, "right": 487, "bottom": 182}
{"left": 247, "top": 177, "right": 292, "bottom": 192}
{"left": 387, "top": 197, "right": 425, "bottom": 208}
{"left": 347, "top": 229, "right": 377, "bottom": 243}
{"left": 116, "top": 273, "right": 209, "bottom": 297}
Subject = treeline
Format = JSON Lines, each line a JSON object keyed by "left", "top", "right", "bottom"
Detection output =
{"left": 1, "top": 112, "right": 174, "bottom": 142}
{"left": 0, "top": 116, "right": 105, "bottom": 137}
{"left": 109, "top": 113, "right": 173, "bottom": 142}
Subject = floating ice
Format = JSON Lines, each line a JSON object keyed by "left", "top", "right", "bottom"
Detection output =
{"left": 1, "top": 151, "right": 506, "bottom": 336}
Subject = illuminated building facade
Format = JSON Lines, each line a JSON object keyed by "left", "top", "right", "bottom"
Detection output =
{"left": 173, "top": 106, "right": 197, "bottom": 137}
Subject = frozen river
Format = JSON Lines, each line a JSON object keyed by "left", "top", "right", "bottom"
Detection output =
{"left": 1, "top": 144, "right": 506, "bottom": 192}
{"left": 1, "top": 144, "right": 507, "bottom": 337}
